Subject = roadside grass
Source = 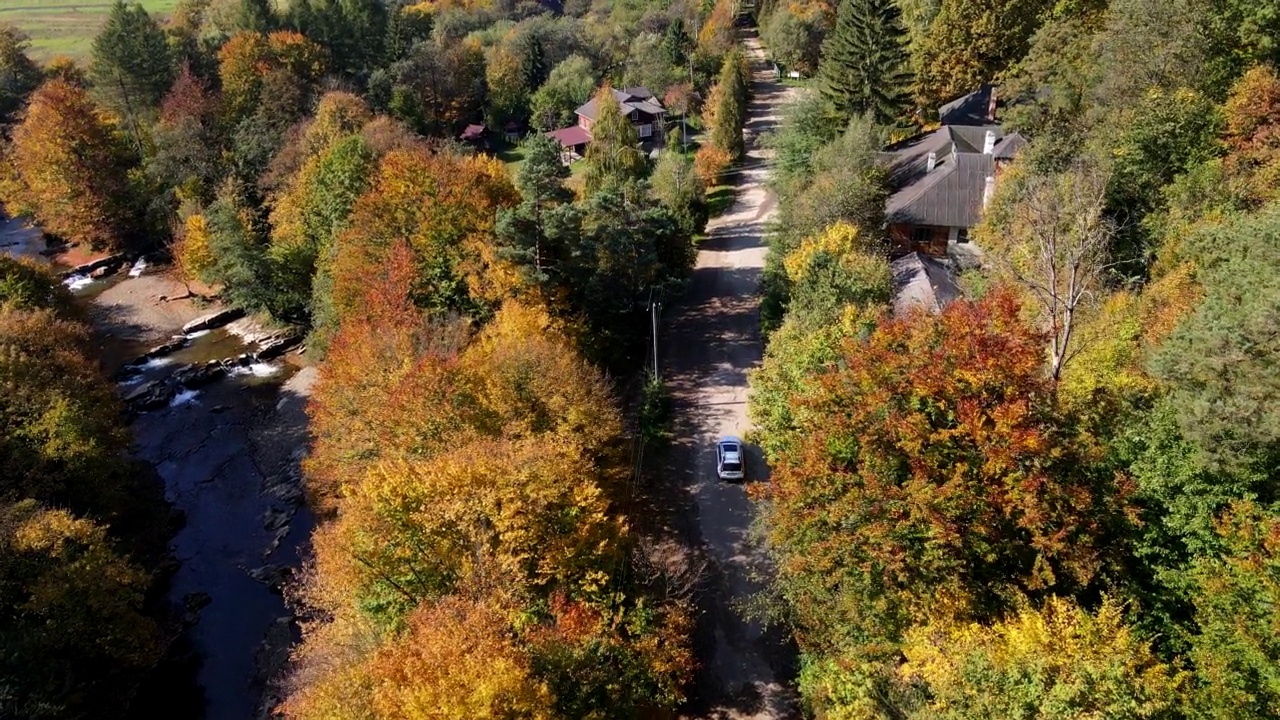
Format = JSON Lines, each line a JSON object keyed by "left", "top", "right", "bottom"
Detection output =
{"left": 0, "top": 0, "right": 179, "bottom": 60}
{"left": 496, "top": 141, "right": 527, "bottom": 173}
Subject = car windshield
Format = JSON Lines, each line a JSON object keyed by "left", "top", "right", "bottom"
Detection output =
{"left": 721, "top": 443, "right": 739, "bottom": 454}
{"left": 722, "top": 461, "right": 742, "bottom": 472}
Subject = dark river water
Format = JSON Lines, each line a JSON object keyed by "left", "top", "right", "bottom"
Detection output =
{"left": 3, "top": 215, "right": 316, "bottom": 719}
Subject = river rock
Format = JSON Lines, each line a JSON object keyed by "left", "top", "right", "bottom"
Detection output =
{"left": 64, "top": 253, "right": 126, "bottom": 279}
{"left": 262, "top": 506, "right": 292, "bottom": 532}
{"left": 265, "top": 479, "right": 303, "bottom": 505}
{"left": 146, "top": 336, "right": 187, "bottom": 359}
{"left": 89, "top": 265, "right": 114, "bottom": 279}
{"left": 183, "top": 591, "right": 212, "bottom": 612}
{"left": 123, "top": 380, "right": 173, "bottom": 411}
{"left": 181, "top": 591, "right": 212, "bottom": 626}
{"left": 254, "top": 332, "right": 303, "bottom": 360}
{"left": 245, "top": 564, "right": 290, "bottom": 590}
{"left": 182, "top": 307, "right": 245, "bottom": 334}
{"left": 172, "top": 360, "right": 227, "bottom": 388}
{"left": 262, "top": 525, "right": 290, "bottom": 559}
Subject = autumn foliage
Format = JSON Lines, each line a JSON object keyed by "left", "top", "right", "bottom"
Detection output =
{"left": 218, "top": 30, "right": 327, "bottom": 121}
{"left": 284, "top": 595, "right": 554, "bottom": 720}
{"left": 763, "top": 289, "right": 1128, "bottom": 649}
{"left": 694, "top": 143, "right": 731, "bottom": 184}
{"left": 2, "top": 79, "right": 140, "bottom": 250}
{"left": 900, "top": 597, "right": 1188, "bottom": 717}
{"left": 0, "top": 258, "right": 167, "bottom": 717}
{"left": 321, "top": 148, "right": 520, "bottom": 339}
{"left": 290, "top": 234, "right": 694, "bottom": 714}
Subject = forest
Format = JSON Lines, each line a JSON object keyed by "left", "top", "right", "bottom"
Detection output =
{"left": 0, "top": 0, "right": 751, "bottom": 716}
{"left": 749, "top": 0, "right": 1280, "bottom": 717}
{"left": 0, "top": 0, "right": 1277, "bottom": 715}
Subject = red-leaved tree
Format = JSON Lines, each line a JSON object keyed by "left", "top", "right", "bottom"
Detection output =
{"left": 760, "top": 287, "right": 1130, "bottom": 651}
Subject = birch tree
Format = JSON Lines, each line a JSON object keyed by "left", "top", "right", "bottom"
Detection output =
{"left": 982, "top": 163, "right": 1116, "bottom": 382}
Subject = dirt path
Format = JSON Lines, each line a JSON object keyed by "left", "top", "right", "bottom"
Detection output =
{"left": 666, "top": 34, "right": 800, "bottom": 720}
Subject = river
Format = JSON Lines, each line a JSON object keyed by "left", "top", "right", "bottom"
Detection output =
{"left": 3, "top": 215, "right": 316, "bottom": 719}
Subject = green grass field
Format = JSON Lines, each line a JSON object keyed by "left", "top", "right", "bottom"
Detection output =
{"left": 0, "top": 0, "right": 178, "bottom": 60}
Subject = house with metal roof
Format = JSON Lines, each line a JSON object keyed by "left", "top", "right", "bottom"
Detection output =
{"left": 545, "top": 87, "right": 667, "bottom": 162}
{"left": 879, "top": 85, "right": 1026, "bottom": 257}
{"left": 890, "top": 251, "right": 964, "bottom": 316}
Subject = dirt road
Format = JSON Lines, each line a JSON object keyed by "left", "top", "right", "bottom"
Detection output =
{"left": 666, "top": 35, "right": 800, "bottom": 720}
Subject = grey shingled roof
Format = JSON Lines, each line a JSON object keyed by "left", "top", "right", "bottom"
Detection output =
{"left": 938, "top": 84, "right": 996, "bottom": 126}
{"left": 994, "top": 132, "right": 1027, "bottom": 159}
{"left": 880, "top": 125, "right": 1025, "bottom": 228}
{"left": 891, "top": 252, "right": 963, "bottom": 316}
{"left": 886, "top": 152, "right": 992, "bottom": 228}
{"left": 576, "top": 88, "right": 666, "bottom": 122}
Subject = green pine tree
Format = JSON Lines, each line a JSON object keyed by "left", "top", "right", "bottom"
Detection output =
{"left": 291, "top": 0, "right": 387, "bottom": 78}
{"left": 234, "top": 0, "right": 275, "bottom": 32}
{"left": 89, "top": 1, "right": 174, "bottom": 144}
{"left": 817, "top": 0, "right": 912, "bottom": 124}
{"left": 496, "top": 133, "right": 573, "bottom": 285}
{"left": 709, "top": 49, "right": 749, "bottom": 161}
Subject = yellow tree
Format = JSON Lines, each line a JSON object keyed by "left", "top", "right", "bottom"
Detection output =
{"left": 2, "top": 79, "right": 139, "bottom": 250}
{"left": 170, "top": 212, "right": 216, "bottom": 294}
{"left": 0, "top": 500, "right": 163, "bottom": 717}
{"left": 332, "top": 435, "right": 623, "bottom": 621}
{"left": 218, "top": 30, "right": 327, "bottom": 122}
{"left": 460, "top": 301, "right": 623, "bottom": 455}
{"left": 303, "top": 91, "right": 373, "bottom": 157}
{"left": 307, "top": 302, "right": 627, "bottom": 620}
{"left": 901, "top": 597, "right": 1188, "bottom": 719}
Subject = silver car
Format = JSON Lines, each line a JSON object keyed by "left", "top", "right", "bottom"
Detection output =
{"left": 716, "top": 436, "right": 745, "bottom": 481}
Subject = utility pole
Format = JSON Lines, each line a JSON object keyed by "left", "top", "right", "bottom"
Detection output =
{"left": 648, "top": 289, "right": 662, "bottom": 381}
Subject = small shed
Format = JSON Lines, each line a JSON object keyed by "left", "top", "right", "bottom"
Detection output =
{"left": 890, "top": 252, "right": 963, "bottom": 317}
{"left": 459, "top": 123, "right": 488, "bottom": 147}
{"left": 546, "top": 125, "right": 591, "bottom": 164}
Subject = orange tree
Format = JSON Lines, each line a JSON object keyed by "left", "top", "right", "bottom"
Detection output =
{"left": 316, "top": 147, "right": 519, "bottom": 344}
{"left": 291, "top": 263, "right": 694, "bottom": 715}
{"left": 759, "top": 288, "right": 1131, "bottom": 654}
{"left": 2, "top": 79, "right": 141, "bottom": 250}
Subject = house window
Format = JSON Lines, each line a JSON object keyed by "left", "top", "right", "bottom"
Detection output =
{"left": 956, "top": 228, "right": 971, "bottom": 244}
{"left": 911, "top": 227, "right": 931, "bottom": 246}
{"left": 638, "top": 123, "right": 653, "bottom": 138}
